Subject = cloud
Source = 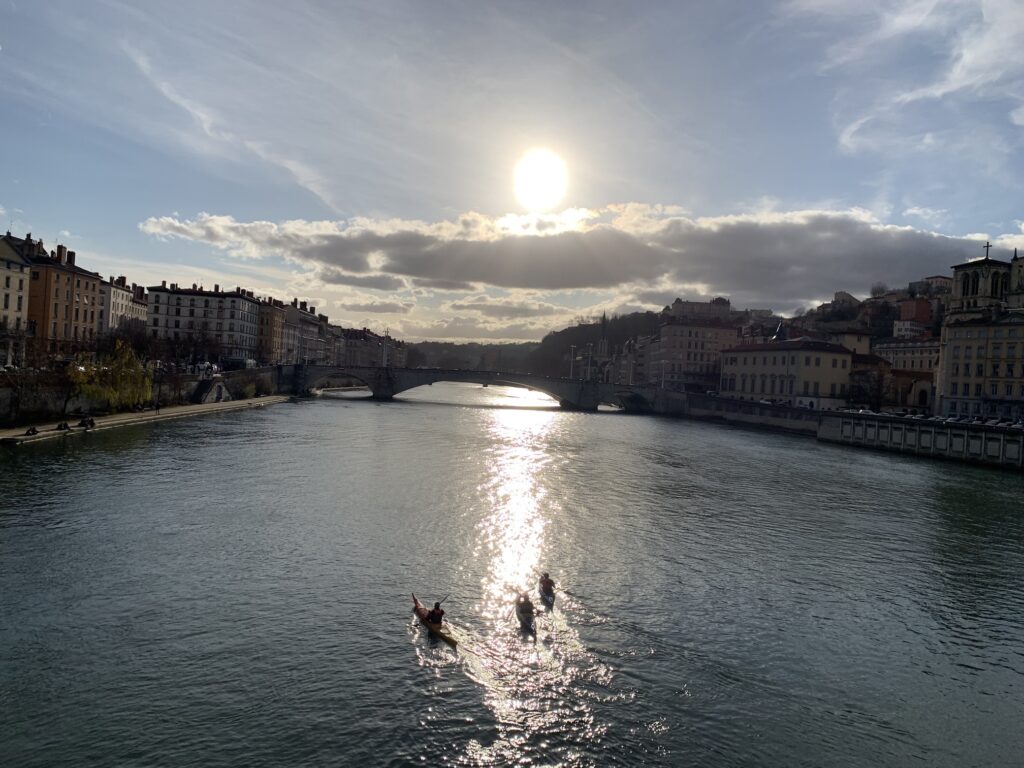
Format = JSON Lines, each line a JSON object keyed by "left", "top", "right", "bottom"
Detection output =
{"left": 445, "top": 295, "right": 566, "bottom": 319}
{"left": 399, "top": 317, "right": 553, "bottom": 342}
{"left": 319, "top": 268, "right": 407, "bottom": 291}
{"left": 339, "top": 301, "right": 413, "bottom": 314}
{"left": 140, "top": 204, "right": 1001, "bottom": 315}
{"left": 902, "top": 206, "right": 948, "bottom": 227}
{"left": 791, "top": 0, "right": 1024, "bottom": 163}
{"left": 411, "top": 277, "right": 478, "bottom": 291}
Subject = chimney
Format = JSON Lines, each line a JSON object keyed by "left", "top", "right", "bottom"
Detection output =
{"left": 57, "top": 244, "right": 67, "bottom": 263}
{"left": 192, "top": 283, "right": 198, "bottom": 290}
{"left": 299, "top": 300, "right": 308, "bottom": 311}
{"left": 292, "top": 298, "right": 298, "bottom": 307}
{"left": 162, "top": 280, "right": 167, "bottom": 288}
{"left": 214, "top": 284, "right": 220, "bottom": 293}
{"left": 67, "top": 250, "right": 76, "bottom": 266}
{"left": 310, "top": 306, "right": 316, "bottom": 314}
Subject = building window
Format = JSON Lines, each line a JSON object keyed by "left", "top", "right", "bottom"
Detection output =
{"left": 951, "top": 382, "right": 958, "bottom": 395}
{"left": 831, "top": 358, "right": 837, "bottom": 368}
{"left": 815, "top": 357, "right": 821, "bottom": 367}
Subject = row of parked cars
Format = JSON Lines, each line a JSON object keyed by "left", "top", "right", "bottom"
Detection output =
{"left": 843, "top": 408, "right": 1024, "bottom": 429}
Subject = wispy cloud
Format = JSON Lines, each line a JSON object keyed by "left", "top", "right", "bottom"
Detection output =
{"left": 788, "top": 0, "right": 1024, "bottom": 201}
{"left": 902, "top": 205, "right": 948, "bottom": 227}
{"left": 338, "top": 300, "right": 414, "bottom": 314}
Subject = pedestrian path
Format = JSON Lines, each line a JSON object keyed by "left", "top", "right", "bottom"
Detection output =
{"left": 0, "top": 396, "right": 290, "bottom": 446}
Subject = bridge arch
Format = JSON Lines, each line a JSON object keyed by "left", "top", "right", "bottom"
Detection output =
{"left": 297, "top": 365, "right": 631, "bottom": 411}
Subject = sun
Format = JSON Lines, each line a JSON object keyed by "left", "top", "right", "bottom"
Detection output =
{"left": 514, "top": 148, "right": 568, "bottom": 212}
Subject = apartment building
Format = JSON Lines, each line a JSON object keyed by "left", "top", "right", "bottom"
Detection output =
{"left": 98, "top": 276, "right": 147, "bottom": 333}
{"left": 147, "top": 282, "right": 259, "bottom": 361}
{"left": 720, "top": 337, "right": 853, "bottom": 410}
{"left": 23, "top": 239, "right": 103, "bottom": 358}
{"left": 647, "top": 318, "right": 740, "bottom": 390}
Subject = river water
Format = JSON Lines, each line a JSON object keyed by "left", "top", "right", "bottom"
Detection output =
{"left": 2, "top": 383, "right": 1023, "bottom": 767}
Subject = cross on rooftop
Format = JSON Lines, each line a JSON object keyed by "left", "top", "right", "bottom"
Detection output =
{"left": 984, "top": 241, "right": 992, "bottom": 258}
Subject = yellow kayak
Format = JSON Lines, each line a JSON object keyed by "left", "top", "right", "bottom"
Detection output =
{"left": 412, "top": 593, "right": 457, "bottom": 648}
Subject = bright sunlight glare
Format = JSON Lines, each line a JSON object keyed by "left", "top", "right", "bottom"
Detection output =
{"left": 514, "top": 148, "right": 568, "bottom": 212}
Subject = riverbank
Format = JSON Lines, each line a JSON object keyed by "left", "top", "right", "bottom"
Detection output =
{"left": 0, "top": 395, "right": 290, "bottom": 446}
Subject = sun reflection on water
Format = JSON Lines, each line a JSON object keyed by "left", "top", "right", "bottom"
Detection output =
{"left": 477, "top": 405, "right": 555, "bottom": 621}
{"left": 454, "top": 401, "right": 621, "bottom": 766}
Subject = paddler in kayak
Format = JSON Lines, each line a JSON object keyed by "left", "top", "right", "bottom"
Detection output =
{"left": 426, "top": 602, "right": 445, "bottom": 624}
{"left": 539, "top": 572, "right": 555, "bottom": 596}
{"left": 516, "top": 593, "right": 536, "bottom": 624}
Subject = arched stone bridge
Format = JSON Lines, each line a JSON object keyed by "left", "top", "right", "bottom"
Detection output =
{"left": 296, "top": 365, "right": 658, "bottom": 412}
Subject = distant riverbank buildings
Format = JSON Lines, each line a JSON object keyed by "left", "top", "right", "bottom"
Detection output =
{"left": 611, "top": 277, "right": 955, "bottom": 413}
{"left": 2, "top": 232, "right": 407, "bottom": 371}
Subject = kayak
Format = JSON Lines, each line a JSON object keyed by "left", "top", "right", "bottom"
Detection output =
{"left": 539, "top": 589, "right": 555, "bottom": 609}
{"left": 412, "top": 593, "right": 457, "bottom": 648}
{"left": 515, "top": 601, "right": 536, "bottom": 636}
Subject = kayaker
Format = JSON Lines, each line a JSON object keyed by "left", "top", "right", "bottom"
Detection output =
{"left": 539, "top": 573, "right": 555, "bottom": 595}
{"left": 517, "top": 593, "right": 535, "bottom": 616}
{"left": 425, "top": 602, "right": 445, "bottom": 624}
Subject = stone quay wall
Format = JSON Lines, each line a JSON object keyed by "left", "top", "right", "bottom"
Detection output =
{"left": 818, "top": 413, "right": 1024, "bottom": 471}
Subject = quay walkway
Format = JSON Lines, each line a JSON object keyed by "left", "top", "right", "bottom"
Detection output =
{"left": 0, "top": 396, "right": 290, "bottom": 446}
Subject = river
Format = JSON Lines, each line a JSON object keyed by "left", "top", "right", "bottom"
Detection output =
{"left": 2, "top": 383, "right": 1023, "bottom": 767}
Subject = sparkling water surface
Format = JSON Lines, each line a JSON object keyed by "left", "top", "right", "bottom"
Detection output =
{"left": 2, "top": 383, "right": 1023, "bottom": 767}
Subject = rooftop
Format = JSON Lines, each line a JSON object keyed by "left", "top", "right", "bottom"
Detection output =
{"left": 722, "top": 337, "right": 852, "bottom": 354}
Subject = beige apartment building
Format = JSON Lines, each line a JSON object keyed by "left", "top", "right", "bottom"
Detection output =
{"left": 719, "top": 337, "right": 853, "bottom": 410}
{"left": 0, "top": 232, "right": 32, "bottom": 366}
{"left": 647, "top": 318, "right": 740, "bottom": 389}
{"left": 873, "top": 337, "right": 939, "bottom": 373}
{"left": 98, "top": 276, "right": 147, "bottom": 333}
{"left": 935, "top": 249, "right": 1024, "bottom": 418}
{"left": 147, "top": 282, "right": 260, "bottom": 362}
{"left": 937, "top": 315, "right": 1024, "bottom": 418}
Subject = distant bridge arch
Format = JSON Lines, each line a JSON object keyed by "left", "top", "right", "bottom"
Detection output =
{"left": 297, "top": 365, "right": 649, "bottom": 412}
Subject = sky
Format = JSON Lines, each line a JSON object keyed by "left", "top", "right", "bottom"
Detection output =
{"left": 2, "top": 0, "right": 1023, "bottom": 341}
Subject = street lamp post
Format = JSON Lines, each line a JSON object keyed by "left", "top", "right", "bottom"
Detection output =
{"left": 569, "top": 344, "right": 576, "bottom": 378}
{"left": 586, "top": 343, "right": 593, "bottom": 381}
